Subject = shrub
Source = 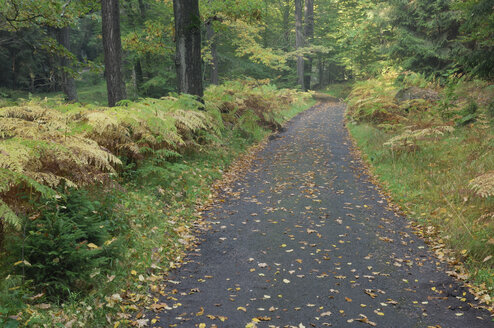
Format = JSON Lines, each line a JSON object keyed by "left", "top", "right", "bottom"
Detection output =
{"left": 10, "top": 189, "right": 120, "bottom": 301}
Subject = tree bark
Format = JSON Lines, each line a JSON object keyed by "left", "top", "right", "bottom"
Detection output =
{"left": 282, "top": 0, "right": 291, "bottom": 51}
{"left": 101, "top": 0, "right": 126, "bottom": 107}
{"left": 206, "top": 21, "right": 219, "bottom": 85}
{"left": 303, "top": 0, "right": 314, "bottom": 90}
{"left": 294, "top": 0, "right": 305, "bottom": 91}
{"left": 318, "top": 54, "right": 324, "bottom": 88}
{"left": 173, "top": 0, "right": 203, "bottom": 99}
{"left": 56, "top": 26, "right": 78, "bottom": 102}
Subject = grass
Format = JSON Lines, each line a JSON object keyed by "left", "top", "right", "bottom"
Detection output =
{"left": 346, "top": 72, "right": 494, "bottom": 306}
{"left": 0, "top": 81, "right": 315, "bottom": 327}
{"left": 322, "top": 82, "right": 354, "bottom": 99}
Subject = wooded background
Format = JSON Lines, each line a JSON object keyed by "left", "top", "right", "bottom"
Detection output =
{"left": 0, "top": 0, "right": 492, "bottom": 106}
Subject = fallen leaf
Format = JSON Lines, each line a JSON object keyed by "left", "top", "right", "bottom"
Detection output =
{"left": 87, "top": 243, "right": 99, "bottom": 249}
{"left": 356, "top": 315, "right": 376, "bottom": 326}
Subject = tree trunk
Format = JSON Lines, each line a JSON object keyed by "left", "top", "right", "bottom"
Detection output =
{"left": 135, "top": 59, "right": 143, "bottom": 87}
{"left": 282, "top": 0, "right": 291, "bottom": 51}
{"left": 294, "top": 0, "right": 305, "bottom": 91}
{"left": 138, "top": 0, "right": 146, "bottom": 21}
{"left": 173, "top": 0, "right": 203, "bottom": 99}
{"left": 303, "top": 0, "right": 314, "bottom": 90}
{"left": 11, "top": 50, "right": 16, "bottom": 89}
{"left": 101, "top": 0, "right": 126, "bottom": 107}
{"left": 56, "top": 26, "right": 78, "bottom": 102}
{"left": 206, "top": 21, "right": 219, "bottom": 85}
{"left": 318, "top": 54, "right": 324, "bottom": 89}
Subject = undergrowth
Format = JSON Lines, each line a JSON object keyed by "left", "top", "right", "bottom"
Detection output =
{"left": 346, "top": 70, "right": 494, "bottom": 305}
{"left": 0, "top": 79, "right": 313, "bottom": 327}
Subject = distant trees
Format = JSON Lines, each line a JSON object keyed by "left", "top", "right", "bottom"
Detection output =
{"left": 56, "top": 26, "right": 78, "bottom": 102}
{"left": 0, "top": 0, "right": 492, "bottom": 102}
{"left": 294, "top": 0, "right": 305, "bottom": 90}
{"left": 173, "top": 0, "right": 203, "bottom": 99}
{"left": 303, "top": 0, "right": 314, "bottom": 90}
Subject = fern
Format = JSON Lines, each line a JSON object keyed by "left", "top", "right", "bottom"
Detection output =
{"left": 0, "top": 82, "right": 303, "bottom": 230}
{"left": 470, "top": 171, "right": 494, "bottom": 198}
{"left": 383, "top": 126, "right": 455, "bottom": 152}
{"left": 0, "top": 199, "right": 20, "bottom": 229}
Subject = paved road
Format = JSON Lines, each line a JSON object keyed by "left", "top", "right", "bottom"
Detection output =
{"left": 149, "top": 103, "right": 493, "bottom": 327}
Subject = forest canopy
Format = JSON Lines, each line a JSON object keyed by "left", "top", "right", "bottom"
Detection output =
{"left": 0, "top": 0, "right": 492, "bottom": 106}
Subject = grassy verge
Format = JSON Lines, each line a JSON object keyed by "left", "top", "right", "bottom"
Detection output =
{"left": 321, "top": 82, "right": 354, "bottom": 99}
{"left": 0, "top": 80, "right": 315, "bottom": 327}
{"left": 345, "top": 71, "right": 494, "bottom": 307}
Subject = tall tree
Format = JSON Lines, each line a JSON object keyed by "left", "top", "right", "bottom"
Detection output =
{"left": 303, "top": 0, "right": 313, "bottom": 89}
{"left": 205, "top": 0, "right": 219, "bottom": 85}
{"left": 56, "top": 26, "right": 78, "bottom": 102}
{"left": 101, "top": 0, "right": 126, "bottom": 107}
{"left": 294, "top": 0, "right": 305, "bottom": 90}
{"left": 173, "top": 0, "right": 203, "bottom": 98}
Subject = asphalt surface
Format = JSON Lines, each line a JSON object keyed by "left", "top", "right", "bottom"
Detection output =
{"left": 149, "top": 102, "right": 493, "bottom": 327}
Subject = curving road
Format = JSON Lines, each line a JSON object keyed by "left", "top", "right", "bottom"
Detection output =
{"left": 148, "top": 102, "right": 493, "bottom": 327}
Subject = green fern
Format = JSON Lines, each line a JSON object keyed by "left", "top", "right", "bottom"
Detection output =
{"left": 0, "top": 199, "right": 20, "bottom": 229}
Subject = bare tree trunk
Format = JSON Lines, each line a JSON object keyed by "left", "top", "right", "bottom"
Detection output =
{"left": 138, "top": 0, "right": 146, "bottom": 20}
{"left": 11, "top": 49, "right": 16, "bottom": 89}
{"left": 134, "top": 0, "right": 145, "bottom": 92}
{"left": 318, "top": 54, "right": 324, "bottom": 88}
{"left": 282, "top": 0, "right": 291, "bottom": 51}
{"left": 303, "top": 0, "right": 314, "bottom": 90}
{"left": 173, "top": 0, "right": 203, "bottom": 99}
{"left": 101, "top": 0, "right": 126, "bottom": 107}
{"left": 206, "top": 22, "right": 219, "bottom": 85}
{"left": 294, "top": 0, "right": 305, "bottom": 91}
{"left": 56, "top": 26, "right": 78, "bottom": 102}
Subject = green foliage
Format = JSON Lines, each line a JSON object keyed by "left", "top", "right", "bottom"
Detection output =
{"left": 0, "top": 94, "right": 221, "bottom": 231}
{"left": 453, "top": 0, "right": 494, "bottom": 79}
{"left": 346, "top": 70, "right": 401, "bottom": 123}
{"left": 10, "top": 188, "right": 120, "bottom": 302}
{"left": 323, "top": 82, "right": 354, "bottom": 99}
{"left": 0, "top": 274, "right": 26, "bottom": 327}
{"left": 487, "top": 99, "right": 494, "bottom": 119}
{"left": 455, "top": 100, "right": 478, "bottom": 126}
{"left": 206, "top": 79, "right": 308, "bottom": 136}
{"left": 387, "top": 0, "right": 461, "bottom": 76}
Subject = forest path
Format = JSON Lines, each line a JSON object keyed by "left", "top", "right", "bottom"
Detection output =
{"left": 150, "top": 102, "right": 493, "bottom": 327}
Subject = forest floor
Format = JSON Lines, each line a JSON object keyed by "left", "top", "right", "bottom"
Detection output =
{"left": 141, "top": 102, "right": 493, "bottom": 327}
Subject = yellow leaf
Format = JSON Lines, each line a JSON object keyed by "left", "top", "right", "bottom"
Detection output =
{"left": 199, "top": 324, "right": 206, "bottom": 328}
{"left": 131, "top": 270, "right": 137, "bottom": 275}
{"left": 87, "top": 243, "right": 99, "bottom": 249}
{"left": 237, "top": 306, "right": 247, "bottom": 312}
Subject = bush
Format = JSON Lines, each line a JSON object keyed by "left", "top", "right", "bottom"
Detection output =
{"left": 487, "top": 99, "right": 494, "bottom": 119}
{"left": 10, "top": 189, "right": 120, "bottom": 301}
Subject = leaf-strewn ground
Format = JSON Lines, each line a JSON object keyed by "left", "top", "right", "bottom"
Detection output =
{"left": 143, "top": 102, "right": 493, "bottom": 327}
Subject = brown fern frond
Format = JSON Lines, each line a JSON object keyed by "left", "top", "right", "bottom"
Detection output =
{"left": 470, "top": 171, "right": 494, "bottom": 198}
